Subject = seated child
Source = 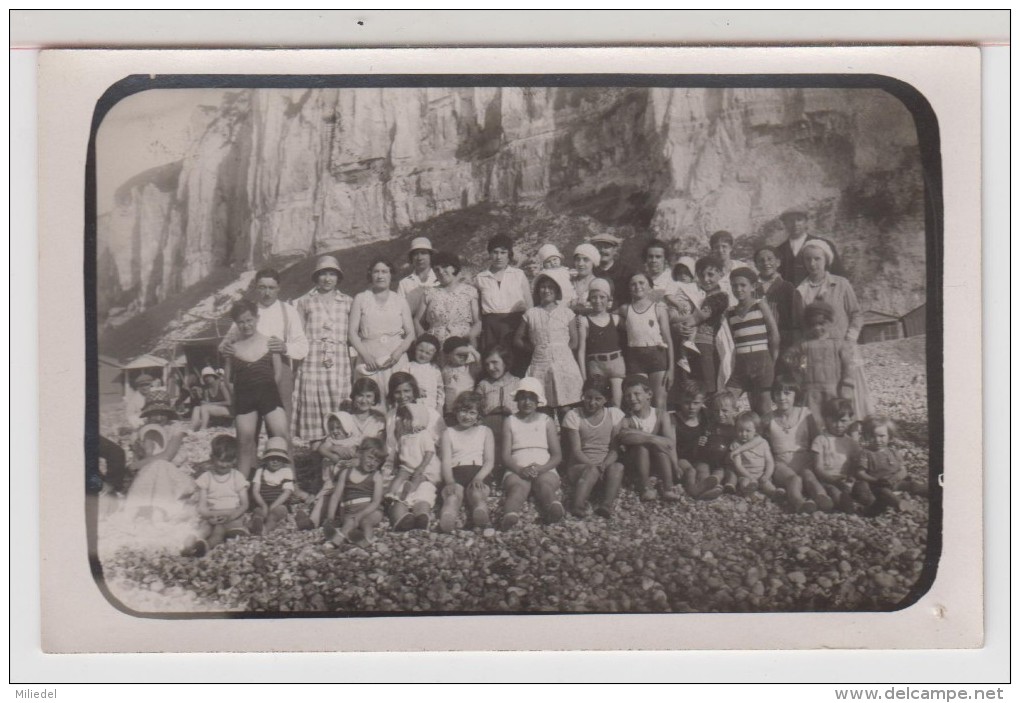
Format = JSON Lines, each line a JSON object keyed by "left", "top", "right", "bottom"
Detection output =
{"left": 562, "top": 375, "right": 626, "bottom": 518}
{"left": 766, "top": 376, "right": 822, "bottom": 513}
{"left": 250, "top": 437, "right": 314, "bottom": 535}
{"left": 441, "top": 336, "right": 480, "bottom": 420}
{"left": 672, "top": 380, "right": 724, "bottom": 500}
{"left": 728, "top": 411, "right": 781, "bottom": 498}
{"left": 408, "top": 333, "right": 444, "bottom": 413}
{"left": 809, "top": 397, "right": 860, "bottom": 513}
{"left": 616, "top": 374, "right": 681, "bottom": 502}
{"left": 310, "top": 411, "right": 362, "bottom": 527}
{"left": 182, "top": 435, "right": 248, "bottom": 557}
{"left": 500, "top": 377, "right": 565, "bottom": 529}
{"left": 853, "top": 415, "right": 926, "bottom": 516}
{"left": 323, "top": 437, "right": 387, "bottom": 548}
{"left": 691, "top": 390, "right": 739, "bottom": 494}
{"left": 438, "top": 391, "right": 496, "bottom": 532}
{"left": 388, "top": 403, "right": 441, "bottom": 531}
{"left": 780, "top": 301, "right": 856, "bottom": 425}
{"left": 724, "top": 267, "right": 780, "bottom": 417}
{"left": 475, "top": 346, "right": 520, "bottom": 468}
{"left": 576, "top": 279, "right": 626, "bottom": 409}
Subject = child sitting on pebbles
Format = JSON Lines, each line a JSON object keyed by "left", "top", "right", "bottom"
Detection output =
{"left": 616, "top": 374, "right": 681, "bottom": 502}
{"left": 250, "top": 437, "right": 315, "bottom": 535}
{"left": 562, "top": 375, "right": 625, "bottom": 518}
{"left": 311, "top": 411, "right": 363, "bottom": 527}
{"left": 388, "top": 403, "right": 441, "bottom": 532}
{"left": 182, "top": 435, "right": 249, "bottom": 558}
{"left": 438, "top": 391, "right": 496, "bottom": 532}
{"left": 809, "top": 398, "right": 860, "bottom": 514}
{"left": 727, "top": 411, "right": 782, "bottom": 499}
{"left": 693, "top": 390, "right": 740, "bottom": 494}
{"left": 672, "top": 380, "right": 723, "bottom": 501}
{"left": 852, "top": 415, "right": 927, "bottom": 516}
{"left": 500, "top": 377, "right": 565, "bottom": 529}
{"left": 323, "top": 437, "right": 387, "bottom": 549}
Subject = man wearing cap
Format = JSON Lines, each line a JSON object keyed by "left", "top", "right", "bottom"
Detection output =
{"left": 291, "top": 255, "right": 354, "bottom": 439}
{"left": 775, "top": 209, "right": 846, "bottom": 286}
{"left": 220, "top": 268, "right": 308, "bottom": 434}
{"left": 591, "top": 233, "right": 634, "bottom": 307}
{"left": 397, "top": 237, "right": 440, "bottom": 316}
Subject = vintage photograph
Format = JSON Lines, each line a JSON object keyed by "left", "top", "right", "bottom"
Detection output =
{"left": 89, "top": 79, "right": 937, "bottom": 617}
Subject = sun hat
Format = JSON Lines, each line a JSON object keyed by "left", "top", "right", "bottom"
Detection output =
{"left": 261, "top": 436, "right": 291, "bottom": 463}
{"left": 408, "top": 237, "right": 435, "bottom": 254}
{"left": 590, "top": 233, "right": 623, "bottom": 247}
{"left": 588, "top": 277, "right": 612, "bottom": 297}
{"left": 675, "top": 256, "right": 697, "bottom": 279}
{"left": 573, "top": 243, "right": 601, "bottom": 267}
{"left": 514, "top": 376, "right": 547, "bottom": 407}
{"left": 311, "top": 254, "right": 344, "bottom": 281}
{"left": 133, "top": 373, "right": 155, "bottom": 389}
{"left": 140, "top": 390, "right": 174, "bottom": 419}
{"left": 323, "top": 410, "right": 357, "bottom": 437}
{"left": 800, "top": 238, "right": 834, "bottom": 267}
{"left": 200, "top": 366, "right": 218, "bottom": 380}
{"left": 537, "top": 244, "right": 564, "bottom": 265}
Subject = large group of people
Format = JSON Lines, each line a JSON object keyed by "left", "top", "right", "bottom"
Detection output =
{"left": 106, "top": 210, "right": 926, "bottom": 558}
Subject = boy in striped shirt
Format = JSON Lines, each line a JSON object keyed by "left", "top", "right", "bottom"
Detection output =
{"left": 723, "top": 267, "right": 780, "bottom": 416}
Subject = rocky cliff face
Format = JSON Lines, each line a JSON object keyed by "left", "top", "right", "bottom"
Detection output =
{"left": 98, "top": 85, "right": 926, "bottom": 325}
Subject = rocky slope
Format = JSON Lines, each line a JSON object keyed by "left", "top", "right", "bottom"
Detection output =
{"left": 98, "top": 86, "right": 927, "bottom": 325}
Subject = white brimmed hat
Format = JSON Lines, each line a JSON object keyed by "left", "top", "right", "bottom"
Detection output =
{"left": 514, "top": 377, "right": 547, "bottom": 407}
{"left": 323, "top": 410, "right": 357, "bottom": 437}
{"left": 312, "top": 254, "right": 344, "bottom": 281}
{"left": 200, "top": 366, "right": 218, "bottom": 379}
{"left": 573, "top": 243, "right": 601, "bottom": 267}
{"left": 537, "top": 244, "right": 564, "bottom": 264}
{"left": 261, "top": 436, "right": 291, "bottom": 463}
{"left": 409, "top": 237, "right": 435, "bottom": 254}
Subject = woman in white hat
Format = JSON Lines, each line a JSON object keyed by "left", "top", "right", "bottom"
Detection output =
{"left": 397, "top": 237, "right": 439, "bottom": 315}
{"left": 291, "top": 254, "right": 354, "bottom": 439}
{"left": 189, "top": 366, "right": 233, "bottom": 431}
{"left": 792, "top": 240, "right": 872, "bottom": 420}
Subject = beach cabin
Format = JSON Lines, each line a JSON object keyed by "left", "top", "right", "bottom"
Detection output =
{"left": 859, "top": 310, "right": 903, "bottom": 344}
{"left": 901, "top": 303, "right": 926, "bottom": 338}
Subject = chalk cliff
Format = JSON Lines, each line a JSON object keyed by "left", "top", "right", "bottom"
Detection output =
{"left": 98, "top": 85, "right": 927, "bottom": 325}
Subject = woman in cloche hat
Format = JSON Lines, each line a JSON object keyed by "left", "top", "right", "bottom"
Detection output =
{"left": 291, "top": 254, "right": 355, "bottom": 439}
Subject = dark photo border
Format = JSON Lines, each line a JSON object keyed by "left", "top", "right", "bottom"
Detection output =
{"left": 85, "top": 72, "right": 943, "bottom": 620}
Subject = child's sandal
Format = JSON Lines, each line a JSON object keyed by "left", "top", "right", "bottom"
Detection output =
{"left": 394, "top": 513, "right": 416, "bottom": 532}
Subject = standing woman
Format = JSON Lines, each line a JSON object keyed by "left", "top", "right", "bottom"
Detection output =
{"left": 349, "top": 258, "right": 415, "bottom": 412}
{"left": 292, "top": 255, "right": 354, "bottom": 440}
{"left": 474, "top": 234, "right": 532, "bottom": 366}
{"left": 415, "top": 251, "right": 481, "bottom": 348}
{"left": 224, "top": 300, "right": 291, "bottom": 478}
{"left": 792, "top": 240, "right": 873, "bottom": 420}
